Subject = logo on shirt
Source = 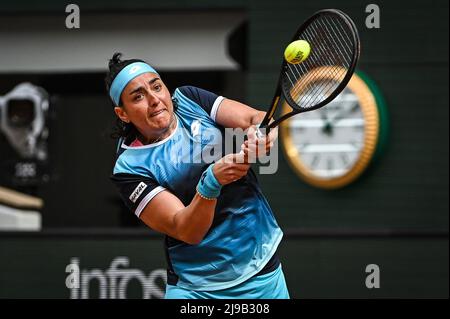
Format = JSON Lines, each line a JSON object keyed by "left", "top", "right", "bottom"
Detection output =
{"left": 129, "top": 182, "right": 148, "bottom": 203}
{"left": 191, "top": 120, "right": 201, "bottom": 137}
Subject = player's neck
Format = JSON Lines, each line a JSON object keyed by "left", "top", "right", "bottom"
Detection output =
{"left": 139, "top": 114, "right": 176, "bottom": 145}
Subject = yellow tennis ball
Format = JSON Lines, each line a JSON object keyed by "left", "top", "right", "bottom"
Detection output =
{"left": 284, "top": 40, "right": 311, "bottom": 64}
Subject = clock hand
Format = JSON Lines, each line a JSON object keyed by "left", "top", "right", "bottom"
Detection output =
{"left": 320, "top": 109, "right": 333, "bottom": 136}
{"left": 328, "top": 101, "right": 358, "bottom": 126}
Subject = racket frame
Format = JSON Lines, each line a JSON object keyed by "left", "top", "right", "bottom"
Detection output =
{"left": 260, "top": 9, "right": 361, "bottom": 131}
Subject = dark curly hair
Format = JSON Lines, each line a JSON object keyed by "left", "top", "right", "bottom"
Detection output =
{"left": 105, "top": 52, "right": 145, "bottom": 140}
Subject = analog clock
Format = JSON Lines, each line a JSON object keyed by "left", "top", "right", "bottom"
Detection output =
{"left": 280, "top": 70, "right": 388, "bottom": 189}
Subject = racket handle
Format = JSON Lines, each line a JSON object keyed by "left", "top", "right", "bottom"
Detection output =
{"left": 259, "top": 93, "right": 281, "bottom": 135}
{"left": 256, "top": 126, "right": 265, "bottom": 138}
{"left": 257, "top": 119, "right": 272, "bottom": 137}
{"left": 259, "top": 112, "right": 271, "bottom": 128}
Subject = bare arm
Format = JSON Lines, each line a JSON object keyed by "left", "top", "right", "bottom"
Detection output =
{"left": 139, "top": 190, "right": 216, "bottom": 245}
{"left": 215, "top": 98, "right": 266, "bottom": 129}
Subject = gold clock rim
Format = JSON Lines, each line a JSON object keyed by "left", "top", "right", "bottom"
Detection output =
{"left": 280, "top": 71, "right": 380, "bottom": 189}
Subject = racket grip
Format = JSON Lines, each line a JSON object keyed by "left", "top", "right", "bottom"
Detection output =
{"left": 259, "top": 113, "right": 271, "bottom": 128}
{"left": 256, "top": 126, "right": 265, "bottom": 138}
{"left": 256, "top": 123, "right": 271, "bottom": 138}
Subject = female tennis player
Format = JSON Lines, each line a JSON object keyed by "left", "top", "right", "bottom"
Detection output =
{"left": 107, "top": 53, "right": 289, "bottom": 299}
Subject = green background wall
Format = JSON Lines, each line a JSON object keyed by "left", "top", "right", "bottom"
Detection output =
{"left": 0, "top": 235, "right": 447, "bottom": 298}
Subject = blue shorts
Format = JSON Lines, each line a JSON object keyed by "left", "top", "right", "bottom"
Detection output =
{"left": 165, "top": 265, "right": 290, "bottom": 299}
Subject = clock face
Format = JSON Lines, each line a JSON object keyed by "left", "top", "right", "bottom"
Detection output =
{"left": 288, "top": 86, "right": 365, "bottom": 179}
{"left": 281, "top": 72, "right": 381, "bottom": 189}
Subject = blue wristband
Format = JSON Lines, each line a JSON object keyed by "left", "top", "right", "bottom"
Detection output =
{"left": 196, "top": 164, "right": 222, "bottom": 199}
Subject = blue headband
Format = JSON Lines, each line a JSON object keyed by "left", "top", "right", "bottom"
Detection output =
{"left": 109, "top": 62, "right": 159, "bottom": 106}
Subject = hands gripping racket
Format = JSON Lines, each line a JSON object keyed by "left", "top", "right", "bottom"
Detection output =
{"left": 258, "top": 9, "right": 360, "bottom": 134}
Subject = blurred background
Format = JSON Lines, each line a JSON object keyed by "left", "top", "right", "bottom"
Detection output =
{"left": 0, "top": 0, "right": 448, "bottom": 298}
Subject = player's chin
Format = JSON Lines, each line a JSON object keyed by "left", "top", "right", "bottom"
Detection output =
{"left": 148, "top": 112, "right": 171, "bottom": 128}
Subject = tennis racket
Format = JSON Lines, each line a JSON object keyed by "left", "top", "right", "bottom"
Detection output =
{"left": 259, "top": 9, "right": 360, "bottom": 134}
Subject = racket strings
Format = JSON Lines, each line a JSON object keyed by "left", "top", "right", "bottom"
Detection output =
{"left": 321, "top": 18, "right": 353, "bottom": 62}
{"left": 286, "top": 55, "right": 340, "bottom": 108}
{"left": 282, "top": 13, "right": 356, "bottom": 110}
{"left": 286, "top": 53, "right": 339, "bottom": 106}
{"left": 290, "top": 19, "right": 349, "bottom": 107}
{"left": 292, "top": 39, "right": 344, "bottom": 103}
{"left": 287, "top": 30, "right": 336, "bottom": 99}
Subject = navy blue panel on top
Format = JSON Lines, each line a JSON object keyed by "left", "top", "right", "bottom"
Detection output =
{"left": 111, "top": 173, "right": 162, "bottom": 216}
{"left": 178, "top": 86, "right": 219, "bottom": 116}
